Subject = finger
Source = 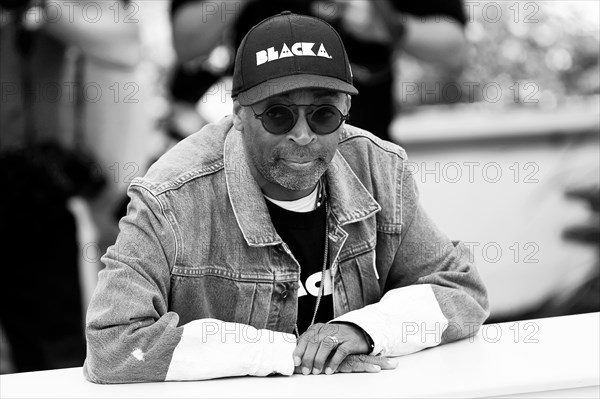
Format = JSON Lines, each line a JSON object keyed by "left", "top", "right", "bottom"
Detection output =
{"left": 342, "top": 354, "right": 399, "bottom": 372}
{"left": 292, "top": 335, "right": 308, "bottom": 368}
{"left": 336, "top": 355, "right": 381, "bottom": 373}
{"left": 324, "top": 344, "right": 350, "bottom": 375}
{"left": 339, "top": 364, "right": 380, "bottom": 373}
{"left": 293, "top": 324, "right": 322, "bottom": 367}
{"left": 336, "top": 354, "right": 363, "bottom": 373}
{"left": 300, "top": 336, "right": 321, "bottom": 375}
{"left": 337, "top": 361, "right": 365, "bottom": 373}
{"left": 311, "top": 335, "right": 339, "bottom": 374}
{"left": 357, "top": 355, "right": 398, "bottom": 371}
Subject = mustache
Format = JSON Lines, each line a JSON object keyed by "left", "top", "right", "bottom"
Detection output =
{"left": 273, "top": 146, "right": 329, "bottom": 160}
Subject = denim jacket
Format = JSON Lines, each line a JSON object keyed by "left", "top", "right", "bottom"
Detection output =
{"left": 84, "top": 116, "right": 489, "bottom": 383}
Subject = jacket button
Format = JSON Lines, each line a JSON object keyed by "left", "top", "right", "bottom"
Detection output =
{"left": 281, "top": 290, "right": 289, "bottom": 299}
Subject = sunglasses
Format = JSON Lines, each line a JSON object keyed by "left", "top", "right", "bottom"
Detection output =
{"left": 251, "top": 104, "right": 349, "bottom": 135}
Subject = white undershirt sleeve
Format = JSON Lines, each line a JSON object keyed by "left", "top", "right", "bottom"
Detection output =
{"left": 166, "top": 319, "right": 296, "bottom": 381}
{"left": 332, "top": 285, "right": 448, "bottom": 356}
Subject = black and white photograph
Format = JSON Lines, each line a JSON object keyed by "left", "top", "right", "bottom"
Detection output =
{"left": 1, "top": 1, "right": 598, "bottom": 398}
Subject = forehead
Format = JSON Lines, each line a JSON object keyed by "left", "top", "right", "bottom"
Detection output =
{"left": 263, "top": 88, "right": 343, "bottom": 104}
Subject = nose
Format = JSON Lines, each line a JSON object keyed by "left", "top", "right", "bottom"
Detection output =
{"left": 286, "top": 109, "right": 316, "bottom": 146}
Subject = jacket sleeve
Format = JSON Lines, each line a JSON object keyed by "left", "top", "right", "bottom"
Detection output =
{"left": 333, "top": 164, "right": 490, "bottom": 356}
{"left": 83, "top": 184, "right": 295, "bottom": 384}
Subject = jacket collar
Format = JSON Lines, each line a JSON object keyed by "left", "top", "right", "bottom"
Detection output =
{"left": 224, "top": 127, "right": 381, "bottom": 247}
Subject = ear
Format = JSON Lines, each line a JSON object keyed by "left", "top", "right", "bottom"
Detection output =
{"left": 232, "top": 100, "right": 244, "bottom": 132}
{"left": 344, "top": 94, "right": 352, "bottom": 114}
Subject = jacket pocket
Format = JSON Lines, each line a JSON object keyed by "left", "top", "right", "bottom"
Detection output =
{"left": 169, "top": 267, "right": 274, "bottom": 329}
{"left": 336, "top": 243, "right": 382, "bottom": 312}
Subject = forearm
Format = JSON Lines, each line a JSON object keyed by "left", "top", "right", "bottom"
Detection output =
{"left": 85, "top": 252, "right": 295, "bottom": 383}
{"left": 166, "top": 319, "right": 295, "bottom": 381}
{"left": 84, "top": 184, "right": 296, "bottom": 382}
{"left": 84, "top": 309, "right": 182, "bottom": 383}
{"left": 172, "top": 0, "right": 246, "bottom": 63}
{"left": 333, "top": 243, "right": 489, "bottom": 357}
{"left": 85, "top": 315, "right": 295, "bottom": 383}
{"left": 334, "top": 167, "right": 489, "bottom": 357}
{"left": 332, "top": 285, "right": 449, "bottom": 357}
{"left": 401, "top": 15, "right": 467, "bottom": 71}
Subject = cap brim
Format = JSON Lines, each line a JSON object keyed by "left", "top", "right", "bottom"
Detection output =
{"left": 236, "top": 74, "right": 358, "bottom": 106}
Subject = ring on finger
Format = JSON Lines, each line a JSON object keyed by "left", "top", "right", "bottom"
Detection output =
{"left": 325, "top": 335, "right": 339, "bottom": 348}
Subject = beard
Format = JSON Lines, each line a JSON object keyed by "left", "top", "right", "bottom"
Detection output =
{"left": 251, "top": 146, "right": 330, "bottom": 191}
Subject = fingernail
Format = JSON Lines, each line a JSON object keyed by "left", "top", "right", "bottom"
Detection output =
{"left": 386, "top": 358, "right": 399, "bottom": 368}
{"left": 302, "top": 367, "right": 310, "bottom": 375}
{"left": 294, "top": 356, "right": 301, "bottom": 367}
{"left": 325, "top": 367, "right": 333, "bottom": 375}
{"left": 312, "top": 368, "right": 320, "bottom": 375}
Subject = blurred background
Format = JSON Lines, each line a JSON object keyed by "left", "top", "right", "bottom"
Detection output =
{"left": 0, "top": 0, "right": 598, "bottom": 374}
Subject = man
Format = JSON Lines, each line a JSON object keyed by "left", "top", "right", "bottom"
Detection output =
{"left": 84, "top": 12, "right": 488, "bottom": 383}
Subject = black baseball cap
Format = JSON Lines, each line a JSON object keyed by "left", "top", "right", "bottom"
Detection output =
{"left": 232, "top": 11, "right": 358, "bottom": 105}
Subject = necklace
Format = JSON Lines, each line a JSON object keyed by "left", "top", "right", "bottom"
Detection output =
{"left": 294, "top": 178, "right": 329, "bottom": 338}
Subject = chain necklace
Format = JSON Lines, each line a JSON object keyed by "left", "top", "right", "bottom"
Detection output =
{"left": 294, "top": 177, "right": 329, "bottom": 338}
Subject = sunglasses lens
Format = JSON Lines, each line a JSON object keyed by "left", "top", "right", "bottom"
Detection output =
{"left": 258, "top": 104, "right": 344, "bottom": 135}
{"left": 262, "top": 105, "right": 295, "bottom": 134}
{"left": 309, "top": 105, "right": 343, "bottom": 134}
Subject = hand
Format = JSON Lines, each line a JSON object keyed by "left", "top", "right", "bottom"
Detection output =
{"left": 337, "top": 354, "right": 399, "bottom": 373}
{"left": 293, "top": 322, "right": 370, "bottom": 375}
{"left": 294, "top": 354, "right": 398, "bottom": 374}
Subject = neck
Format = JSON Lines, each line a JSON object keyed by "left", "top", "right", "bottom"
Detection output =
{"left": 261, "top": 182, "right": 316, "bottom": 201}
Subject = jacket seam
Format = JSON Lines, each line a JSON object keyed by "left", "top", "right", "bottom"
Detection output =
{"left": 171, "top": 270, "right": 297, "bottom": 283}
{"left": 338, "top": 237, "right": 376, "bottom": 263}
{"left": 339, "top": 130, "right": 407, "bottom": 160}
{"left": 131, "top": 183, "right": 179, "bottom": 272}
{"left": 399, "top": 161, "right": 406, "bottom": 227}
{"left": 132, "top": 161, "right": 225, "bottom": 196}
{"left": 399, "top": 164, "right": 419, "bottom": 241}
{"left": 376, "top": 222, "right": 402, "bottom": 234}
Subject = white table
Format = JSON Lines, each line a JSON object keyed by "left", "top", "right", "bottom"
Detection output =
{"left": 2, "top": 313, "right": 599, "bottom": 398}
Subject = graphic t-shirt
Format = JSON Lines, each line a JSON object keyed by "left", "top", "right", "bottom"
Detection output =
{"left": 265, "top": 199, "right": 332, "bottom": 335}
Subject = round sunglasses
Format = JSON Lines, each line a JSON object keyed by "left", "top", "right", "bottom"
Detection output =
{"left": 250, "top": 104, "right": 349, "bottom": 135}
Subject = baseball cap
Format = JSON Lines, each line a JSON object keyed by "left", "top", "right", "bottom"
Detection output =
{"left": 232, "top": 11, "right": 358, "bottom": 106}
